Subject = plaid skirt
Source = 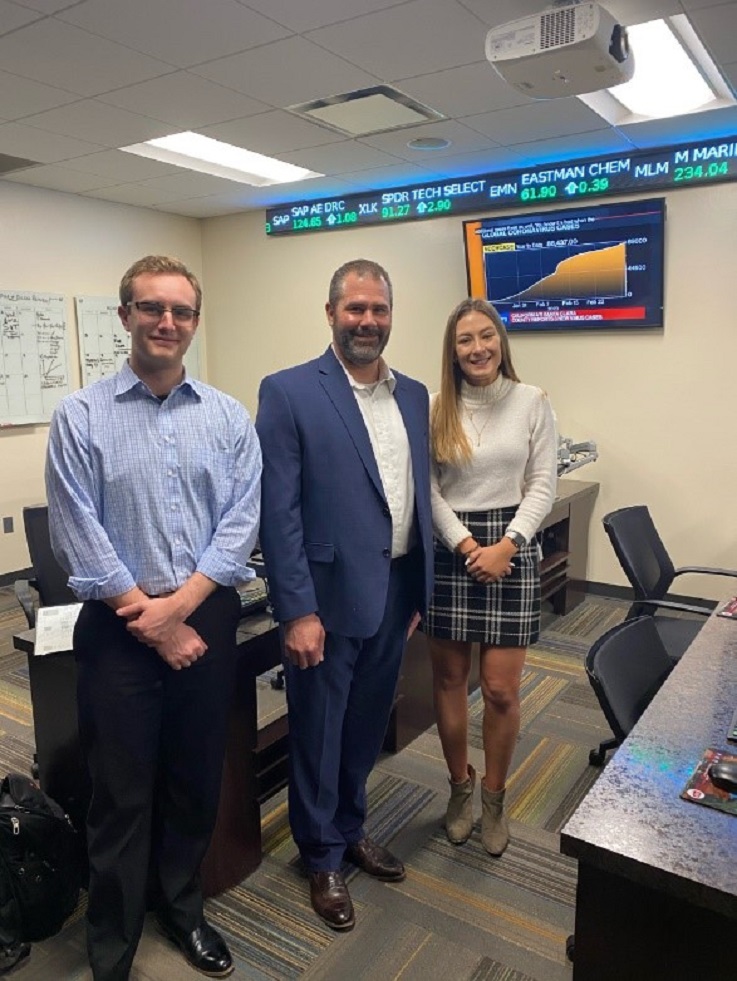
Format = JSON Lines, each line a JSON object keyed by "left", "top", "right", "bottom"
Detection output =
{"left": 424, "top": 506, "right": 541, "bottom": 646}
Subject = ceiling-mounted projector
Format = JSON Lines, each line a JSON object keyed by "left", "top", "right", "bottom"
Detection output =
{"left": 485, "top": 1, "right": 633, "bottom": 99}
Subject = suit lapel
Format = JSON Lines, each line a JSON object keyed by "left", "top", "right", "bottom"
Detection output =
{"left": 318, "top": 348, "right": 386, "bottom": 501}
{"left": 393, "top": 375, "right": 425, "bottom": 499}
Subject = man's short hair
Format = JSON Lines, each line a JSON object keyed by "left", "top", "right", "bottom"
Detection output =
{"left": 328, "top": 259, "right": 393, "bottom": 310}
{"left": 119, "top": 256, "right": 202, "bottom": 311}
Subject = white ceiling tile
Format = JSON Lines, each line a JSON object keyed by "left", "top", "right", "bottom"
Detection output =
{"left": 0, "top": 70, "right": 80, "bottom": 119}
{"left": 192, "top": 35, "right": 379, "bottom": 107}
{"left": 306, "top": 0, "right": 487, "bottom": 80}
{"left": 60, "top": 149, "right": 180, "bottom": 180}
{"left": 721, "top": 60, "right": 737, "bottom": 90}
{"left": 688, "top": 4, "right": 737, "bottom": 65}
{"left": 137, "top": 171, "right": 243, "bottom": 199}
{"left": 58, "top": 0, "right": 291, "bottom": 69}
{"left": 97, "top": 72, "right": 268, "bottom": 128}
{"left": 462, "top": 99, "right": 606, "bottom": 145}
{"left": 359, "top": 120, "right": 497, "bottom": 161}
{"left": 278, "top": 140, "right": 406, "bottom": 175}
{"left": 241, "top": 0, "right": 412, "bottom": 33}
{"left": 0, "top": 0, "right": 43, "bottom": 33}
{"left": 8, "top": 0, "right": 85, "bottom": 12}
{"left": 502, "top": 129, "right": 637, "bottom": 168}
{"left": 398, "top": 62, "right": 533, "bottom": 119}
{"left": 4, "top": 163, "right": 122, "bottom": 192}
{"left": 202, "top": 110, "right": 343, "bottom": 155}
{"left": 410, "top": 145, "right": 529, "bottom": 176}
{"left": 21, "top": 99, "right": 175, "bottom": 147}
{"left": 680, "top": 0, "right": 734, "bottom": 9}
{"left": 0, "top": 19, "right": 171, "bottom": 95}
{"left": 0, "top": 121, "right": 104, "bottom": 163}
{"left": 604, "top": 0, "right": 685, "bottom": 24}
{"left": 336, "top": 161, "right": 428, "bottom": 188}
{"left": 457, "top": 0, "right": 555, "bottom": 29}
{"left": 617, "top": 104, "right": 737, "bottom": 147}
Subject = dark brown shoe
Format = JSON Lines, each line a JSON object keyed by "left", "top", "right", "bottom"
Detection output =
{"left": 308, "top": 870, "right": 355, "bottom": 930}
{"left": 345, "top": 837, "right": 406, "bottom": 882}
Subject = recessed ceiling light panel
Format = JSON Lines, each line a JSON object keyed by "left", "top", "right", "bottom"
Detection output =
{"left": 121, "top": 132, "right": 322, "bottom": 187}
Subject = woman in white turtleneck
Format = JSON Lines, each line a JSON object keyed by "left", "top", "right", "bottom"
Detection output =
{"left": 425, "top": 298, "right": 557, "bottom": 857}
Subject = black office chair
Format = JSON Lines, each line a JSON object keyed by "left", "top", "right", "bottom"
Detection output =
{"left": 14, "top": 505, "right": 75, "bottom": 628}
{"left": 586, "top": 615, "right": 674, "bottom": 766}
{"left": 602, "top": 505, "right": 737, "bottom": 663}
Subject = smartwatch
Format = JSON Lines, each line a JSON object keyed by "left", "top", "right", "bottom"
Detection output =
{"left": 505, "top": 530, "right": 526, "bottom": 550}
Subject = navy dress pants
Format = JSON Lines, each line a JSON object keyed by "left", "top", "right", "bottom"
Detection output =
{"left": 285, "top": 552, "right": 421, "bottom": 872}
{"left": 74, "top": 587, "right": 241, "bottom": 981}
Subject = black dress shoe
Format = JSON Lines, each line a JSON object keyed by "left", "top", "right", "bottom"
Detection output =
{"left": 308, "top": 870, "right": 355, "bottom": 931}
{"left": 345, "top": 836, "right": 406, "bottom": 881}
{"left": 156, "top": 917, "right": 234, "bottom": 977}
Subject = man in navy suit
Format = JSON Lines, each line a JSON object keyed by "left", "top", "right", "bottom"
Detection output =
{"left": 256, "top": 258, "right": 433, "bottom": 930}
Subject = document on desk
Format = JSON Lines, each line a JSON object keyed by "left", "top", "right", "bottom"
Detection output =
{"left": 34, "top": 604, "right": 83, "bottom": 656}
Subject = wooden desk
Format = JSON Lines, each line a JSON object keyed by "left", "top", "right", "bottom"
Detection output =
{"left": 14, "top": 618, "right": 284, "bottom": 898}
{"left": 561, "top": 612, "right": 737, "bottom": 980}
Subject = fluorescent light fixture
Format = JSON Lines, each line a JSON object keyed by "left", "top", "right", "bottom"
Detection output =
{"left": 121, "top": 132, "right": 323, "bottom": 187}
{"left": 579, "top": 15, "right": 735, "bottom": 125}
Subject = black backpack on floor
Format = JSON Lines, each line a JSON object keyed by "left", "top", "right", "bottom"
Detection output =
{"left": 0, "top": 773, "right": 81, "bottom": 948}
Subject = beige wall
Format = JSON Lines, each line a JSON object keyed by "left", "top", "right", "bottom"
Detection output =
{"left": 0, "top": 183, "right": 202, "bottom": 575}
{"left": 3, "top": 179, "right": 736, "bottom": 601}
{"left": 202, "top": 183, "right": 737, "bottom": 601}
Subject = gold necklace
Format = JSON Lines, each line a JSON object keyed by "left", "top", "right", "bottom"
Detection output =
{"left": 464, "top": 404, "right": 493, "bottom": 446}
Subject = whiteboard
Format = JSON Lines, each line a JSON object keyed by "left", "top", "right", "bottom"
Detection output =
{"left": 0, "top": 290, "right": 72, "bottom": 426}
{"left": 75, "top": 296, "right": 201, "bottom": 387}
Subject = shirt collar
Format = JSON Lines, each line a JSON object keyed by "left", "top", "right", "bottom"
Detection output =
{"left": 114, "top": 360, "right": 203, "bottom": 401}
{"left": 331, "top": 344, "right": 396, "bottom": 393}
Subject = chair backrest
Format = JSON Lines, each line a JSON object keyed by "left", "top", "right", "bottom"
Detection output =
{"left": 585, "top": 616, "right": 673, "bottom": 743}
{"left": 23, "top": 506, "right": 76, "bottom": 607}
{"left": 602, "top": 506, "right": 676, "bottom": 601}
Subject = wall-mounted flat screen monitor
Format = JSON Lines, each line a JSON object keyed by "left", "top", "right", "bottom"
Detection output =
{"left": 463, "top": 197, "right": 665, "bottom": 332}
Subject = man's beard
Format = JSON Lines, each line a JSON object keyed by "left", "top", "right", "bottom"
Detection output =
{"left": 336, "top": 328, "right": 389, "bottom": 366}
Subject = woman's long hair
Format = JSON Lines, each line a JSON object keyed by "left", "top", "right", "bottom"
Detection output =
{"left": 431, "top": 298, "right": 519, "bottom": 466}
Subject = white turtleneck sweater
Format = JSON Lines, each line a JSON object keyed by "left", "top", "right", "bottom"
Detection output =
{"left": 431, "top": 375, "right": 558, "bottom": 551}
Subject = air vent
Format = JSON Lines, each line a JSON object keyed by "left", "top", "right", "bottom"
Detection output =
{"left": 290, "top": 86, "right": 443, "bottom": 137}
{"left": 541, "top": 8, "right": 576, "bottom": 49}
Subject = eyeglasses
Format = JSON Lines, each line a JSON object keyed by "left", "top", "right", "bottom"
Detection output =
{"left": 128, "top": 301, "right": 200, "bottom": 325}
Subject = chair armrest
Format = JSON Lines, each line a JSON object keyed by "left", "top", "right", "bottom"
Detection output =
{"left": 635, "top": 597, "right": 712, "bottom": 616}
{"left": 673, "top": 566, "right": 737, "bottom": 579}
{"left": 13, "top": 579, "right": 36, "bottom": 629}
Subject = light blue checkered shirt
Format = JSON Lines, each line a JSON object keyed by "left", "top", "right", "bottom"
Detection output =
{"left": 46, "top": 362, "right": 261, "bottom": 600}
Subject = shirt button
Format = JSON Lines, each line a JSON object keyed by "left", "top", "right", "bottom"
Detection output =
{"left": 170, "top": 503, "right": 177, "bottom": 510}
{"left": 382, "top": 548, "right": 391, "bottom": 558}
{"left": 382, "top": 506, "right": 390, "bottom": 517}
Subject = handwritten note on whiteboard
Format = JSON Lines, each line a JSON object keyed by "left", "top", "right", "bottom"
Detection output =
{"left": 76, "top": 296, "right": 201, "bottom": 387}
{"left": 0, "top": 291, "right": 72, "bottom": 426}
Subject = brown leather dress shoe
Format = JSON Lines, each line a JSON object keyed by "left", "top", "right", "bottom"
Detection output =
{"left": 308, "top": 870, "right": 355, "bottom": 930}
{"left": 345, "top": 837, "right": 406, "bottom": 881}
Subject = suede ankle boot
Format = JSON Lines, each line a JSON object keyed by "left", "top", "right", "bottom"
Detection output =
{"left": 481, "top": 783, "right": 509, "bottom": 856}
{"left": 445, "top": 764, "right": 476, "bottom": 844}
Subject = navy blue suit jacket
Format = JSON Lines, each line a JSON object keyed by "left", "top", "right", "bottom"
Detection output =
{"left": 256, "top": 347, "right": 433, "bottom": 638}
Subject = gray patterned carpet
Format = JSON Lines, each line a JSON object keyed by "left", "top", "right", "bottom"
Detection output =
{"left": 0, "top": 587, "right": 628, "bottom": 980}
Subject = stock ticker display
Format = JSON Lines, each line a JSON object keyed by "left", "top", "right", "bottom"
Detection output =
{"left": 264, "top": 135, "right": 737, "bottom": 236}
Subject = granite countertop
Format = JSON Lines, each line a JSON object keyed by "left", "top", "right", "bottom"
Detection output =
{"left": 561, "top": 611, "right": 737, "bottom": 918}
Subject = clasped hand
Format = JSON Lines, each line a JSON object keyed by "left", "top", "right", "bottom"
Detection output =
{"left": 116, "top": 596, "right": 206, "bottom": 669}
{"left": 465, "top": 543, "right": 514, "bottom": 584}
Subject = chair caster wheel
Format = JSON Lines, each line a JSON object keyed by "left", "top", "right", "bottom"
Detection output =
{"left": 566, "top": 934, "right": 575, "bottom": 962}
{"left": 589, "top": 748, "right": 605, "bottom": 766}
